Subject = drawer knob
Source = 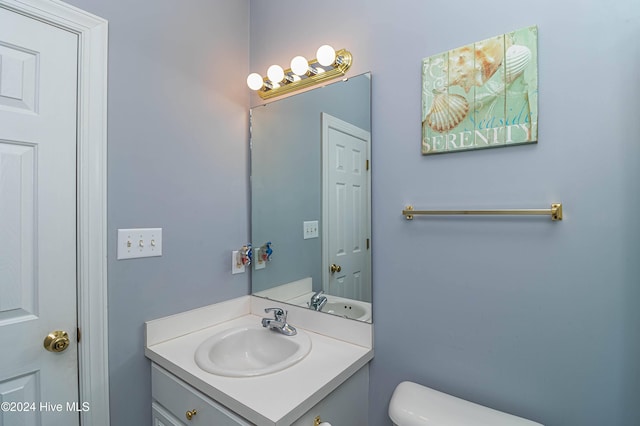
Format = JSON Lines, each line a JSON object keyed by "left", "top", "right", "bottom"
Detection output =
{"left": 185, "top": 409, "right": 197, "bottom": 420}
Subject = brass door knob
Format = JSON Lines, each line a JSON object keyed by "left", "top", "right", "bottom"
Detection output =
{"left": 43, "top": 330, "right": 70, "bottom": 353}
{"left": 185, "top": 409, "right": 197, "bottom": 420}
{"left": 330, "top": 263, "right": 342, "bottom": 273}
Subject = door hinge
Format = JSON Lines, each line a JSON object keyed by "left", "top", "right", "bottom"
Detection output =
{"left": 366, "top": 238, "right": 370, "bottom": 249}
{"left": 77, "top": 327, "right": 81, "bottom": 343}
{"left": 366, "top": 159, "right": 369, "bottom": 171}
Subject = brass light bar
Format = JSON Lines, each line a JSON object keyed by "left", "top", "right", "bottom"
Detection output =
{"left": 403, "top": 203, "right": 563, "bottom": 221}
{"left": 250, "top": 48, "right": 353, "bottom": 100}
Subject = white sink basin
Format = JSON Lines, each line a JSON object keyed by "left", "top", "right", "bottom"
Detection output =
{"left": 322, "top": 301, "right": 368, "bottom": 320}
{"left": 286, "top": 293, "right": 372, "bottom": 322}
{"left": 194, "top": 325, "right": 311, "bottom": 377}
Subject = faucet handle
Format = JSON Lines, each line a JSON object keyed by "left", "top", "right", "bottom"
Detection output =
{"left": 311, "top": 290, "right": 324, "bottom": 301}
{"left": 264, "top": 307, "right": 286, "bottom": 320}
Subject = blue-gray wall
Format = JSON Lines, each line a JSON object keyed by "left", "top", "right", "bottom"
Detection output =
{"left": 62, "top": 0, "right": 249, "bottom": 424}
{"left": 52, "top": 0, "right": 639, "bottom": 424}
{"left": 250, "top": 1, "right": 640, "bottom": 425}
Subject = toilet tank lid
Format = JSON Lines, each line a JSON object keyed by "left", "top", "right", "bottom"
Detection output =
{"left": 389, "top": 381, "right": 543, "bottom": 426}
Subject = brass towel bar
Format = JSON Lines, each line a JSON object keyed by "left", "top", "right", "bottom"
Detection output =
{"left": 403, "top": 203, "right": 563, "bottom": 221}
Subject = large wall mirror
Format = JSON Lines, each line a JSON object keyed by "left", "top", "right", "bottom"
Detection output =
{"left": 251, "top": 72, "right": 372, "bottom": 322}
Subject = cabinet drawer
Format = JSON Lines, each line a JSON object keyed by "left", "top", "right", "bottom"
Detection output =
{"left": 152, "top": 402, "right": 184, "bottom": 426}
{"left": 151, "top": 364, "right": 251, "bottom": 426}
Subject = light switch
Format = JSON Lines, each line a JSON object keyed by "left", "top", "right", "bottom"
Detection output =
{"left": 117, "top": 228, "right": 162, "bottom": 260}
{"left": 303, "top": 220, "right": 319, "bottom": 239}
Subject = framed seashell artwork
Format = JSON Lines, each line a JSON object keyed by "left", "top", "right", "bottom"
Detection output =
{"left": 422, "top": 25, "right": 538, "bottom": 155}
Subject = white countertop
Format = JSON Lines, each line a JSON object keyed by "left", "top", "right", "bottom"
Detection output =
{"left": 145, "top": 296, "right": 373, "bottom": 425}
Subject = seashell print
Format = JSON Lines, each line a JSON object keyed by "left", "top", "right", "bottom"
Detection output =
{"left": 505, "top": 45, "right": 532, "bottom": 83}
{"left": 425, "top": 91, "right": 470, "bottom": 133}
{"left": 446, "top": 36, "right": 507, "bottom": 93}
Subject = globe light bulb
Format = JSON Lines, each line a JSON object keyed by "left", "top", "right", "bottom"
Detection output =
{"left": 316, "top": 45, "right": 336, "bottom": 67}
{"left": 267, "top": 65, "right": 285, "bottom": 83}
{"left": 246, "top": 73, "right": 264, "bottom": 91}
{"left": 290, "top": 56, "right": 309, "bottom": 76}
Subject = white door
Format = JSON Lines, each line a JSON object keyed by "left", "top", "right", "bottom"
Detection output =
{"left": 0, "top": 6, "right": 79, "bottom": 425}
{"left": 322, "top": 113, "right": 371, "bottom": 301}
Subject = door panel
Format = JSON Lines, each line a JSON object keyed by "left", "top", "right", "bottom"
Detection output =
{"left": 0, "top": 372, "right": 40, "bottom": 425}
{"left": 323, "top": 114, "right": 371, "bottom": 301}
{"left": 0, "top": 6, "right": 79, "bottom": 425}
{"left": 0, "top": 41, "right": 38, "bottom": 112}
{"left": 0, "top": 142, "right": 36, "bottom": 322}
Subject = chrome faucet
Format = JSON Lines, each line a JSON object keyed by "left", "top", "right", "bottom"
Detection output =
{"left": 261, "top": 307, "right": 297, "bottom": 336}
{"left": 308, "top": 290, "right": 327, "bottom": 311}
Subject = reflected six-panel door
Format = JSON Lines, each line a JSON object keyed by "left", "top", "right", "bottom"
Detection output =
{"left": 322, "top": 113, "right": 371, "bottom": 301}
{"left": 0, "top": 5, "right": 79, "bottom": 425}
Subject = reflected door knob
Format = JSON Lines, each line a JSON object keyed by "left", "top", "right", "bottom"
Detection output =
{"left": 330, "top": 264, "right": 342, "bottom": 273}
{"left": 43, "top": 330, "right": 70, "bottom": 353}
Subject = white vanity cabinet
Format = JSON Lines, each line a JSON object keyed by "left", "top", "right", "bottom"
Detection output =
{"left": 152, "top": 402, "right": 186, "bottom": 426}
{"left": 290, "top": 365, "right": 369, "bottom": 426}
{"left": 151, "top": 363, "right": 369, "bottom": 426}
{"left": 151, "top": 364, "right": 251, "bottom": 425}
{"left": 145, "top": 298, "right": 373, "bottom": 425}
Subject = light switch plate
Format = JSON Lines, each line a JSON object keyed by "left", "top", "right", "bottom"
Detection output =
{"left": 117, "top": 228, "right": 162, "bottom": 260}
{"left": 254, "top": 247, "right": 266, "bottom": 270}
{"left": 255, "top": 259, "right": 266, "bottom": 270}
{"left": 303, "top": 220, "right": 319, "bottom": 239}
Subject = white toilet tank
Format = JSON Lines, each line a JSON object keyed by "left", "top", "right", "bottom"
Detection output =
{"left": 389, "top": 381, "right": 543, "bottom": 426}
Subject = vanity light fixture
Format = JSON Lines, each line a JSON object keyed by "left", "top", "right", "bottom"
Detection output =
{"left": 246, "top": 44, "right": 353, "bottom": 99}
